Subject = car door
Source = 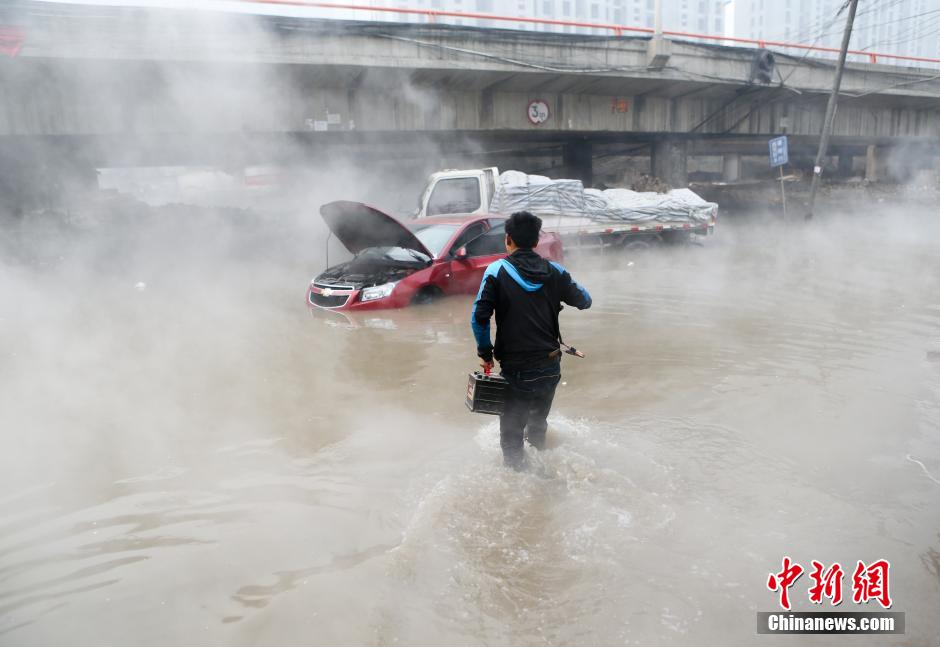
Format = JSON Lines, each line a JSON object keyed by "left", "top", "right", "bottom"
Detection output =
{"left": 449, "top": 221, "right": 508, "bottom": 294}
{"left": 439, "top": 220, "right": 487, "bottom": 294}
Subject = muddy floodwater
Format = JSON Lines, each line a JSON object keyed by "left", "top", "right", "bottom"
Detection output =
{"left": 1, "top": 208, "right": 939, "bottom": 646}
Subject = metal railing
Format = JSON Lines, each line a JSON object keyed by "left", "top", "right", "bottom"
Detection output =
{"left": 241, "top": 0, "right": 940, "bottom": 66}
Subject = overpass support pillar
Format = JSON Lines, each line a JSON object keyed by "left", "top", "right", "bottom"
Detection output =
{"left": 652, "top": 139, "right": 688, "bottom": 187}
{"left": 563, "top": 140, "right": 593, "bottom": 187}
{"left": 838, "top": 153, "right": 854, "bottom": 177}
{"left": 722, "top": 154, "right": 742, "bottom": 182}
{"left": 865, "top": 145, "right": 888, "bottom": 181}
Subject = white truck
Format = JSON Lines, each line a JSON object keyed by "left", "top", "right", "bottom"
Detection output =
{"left": 413, "top": 167, "right": 717, "bottom": 249}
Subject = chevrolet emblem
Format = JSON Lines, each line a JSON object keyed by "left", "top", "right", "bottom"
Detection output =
{"left": 322, "top": 288, "right": 333, "bottom": 296}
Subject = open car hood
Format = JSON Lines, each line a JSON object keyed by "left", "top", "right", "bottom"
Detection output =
{"left": 320, "top": 201, "right": 433, "bottom": 258}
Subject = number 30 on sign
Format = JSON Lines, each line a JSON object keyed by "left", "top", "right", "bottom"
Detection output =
{"left": 527, "top": 99, "right": 550, "bottom": 125}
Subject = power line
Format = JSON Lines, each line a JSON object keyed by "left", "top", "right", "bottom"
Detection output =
{"left": 761, "top": 0, "right": 934, "bottom": 56}
{"left": 778, "top": 0, "right": 854, "bottom": 88}
{"left": 842, "top": 71, "right": 940, "bottom": 99}
{"left": 855, "top": 12, "right": 940, "bottom": 53}
{"left": 788, "top": 0, "right": 856, "bottom": 44}
{"left": 860, "top": 6, "right": 940, "bottom": 27}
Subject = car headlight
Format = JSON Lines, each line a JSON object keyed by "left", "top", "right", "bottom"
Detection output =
{"left": 360, "top": 282, "right": 396, "bottom": 302}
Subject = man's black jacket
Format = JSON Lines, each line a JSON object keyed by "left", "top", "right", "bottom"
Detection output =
{"left": 471, "top": 249, "right": 592, "bottom": 369}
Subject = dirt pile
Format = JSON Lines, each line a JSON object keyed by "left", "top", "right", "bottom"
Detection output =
{"left": 630, "top": 174, "right": 671, "bottom": 193}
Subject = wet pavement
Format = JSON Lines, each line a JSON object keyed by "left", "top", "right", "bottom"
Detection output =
{"left": 1, "top": 208, "right": 939, "bottom": 645}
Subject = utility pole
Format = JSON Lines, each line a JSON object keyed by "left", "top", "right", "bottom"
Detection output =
{"left": 806, "top": 0, "right": 859, "bottom": 220}
{"left": 654, "top": 0, "right": 662, "bottom": 36}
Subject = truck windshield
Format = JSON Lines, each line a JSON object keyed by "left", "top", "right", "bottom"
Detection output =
{"left": 426, "top": 178, "right": 481, "bottom": 215}
{"left": 409, "top": 224, "right": 458, "bottom": 258}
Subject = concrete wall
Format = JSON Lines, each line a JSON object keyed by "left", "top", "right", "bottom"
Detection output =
{"left": 2, "top": 57, "right": 939, "bottom": 143}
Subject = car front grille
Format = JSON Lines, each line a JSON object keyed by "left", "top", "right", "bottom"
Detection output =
{"left": 309, "top": 292, "right": 350, "bottom": 308}
{"left": 313, "top": 282, "right": 354, "bottom": 291}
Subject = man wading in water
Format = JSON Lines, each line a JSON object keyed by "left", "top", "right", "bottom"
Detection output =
{"left": 471, "top": 211, "right": 592, "bottom": 470}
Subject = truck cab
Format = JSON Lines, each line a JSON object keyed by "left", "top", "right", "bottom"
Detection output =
{"left": 415, "top": 167, "right": 498, "bottom": 219}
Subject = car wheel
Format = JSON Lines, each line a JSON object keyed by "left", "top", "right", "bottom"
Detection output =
{"left": 411, "top": 286, "right": 443, "bottom": 305}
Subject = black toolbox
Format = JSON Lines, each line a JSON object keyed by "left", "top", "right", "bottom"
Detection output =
{"left": 465, "top": 371, "right": 508, "bottom": 415}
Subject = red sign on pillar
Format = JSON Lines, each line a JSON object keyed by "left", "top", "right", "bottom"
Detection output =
{"left": 610, "top": 98, "right": 629, "bottom": 114}
{"left": 0, "top": 26, "right": 25, "bottom": 58}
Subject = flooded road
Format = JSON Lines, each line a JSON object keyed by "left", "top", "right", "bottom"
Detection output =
{"left": 1, "top": 208, "right": 939, "bottom": 646}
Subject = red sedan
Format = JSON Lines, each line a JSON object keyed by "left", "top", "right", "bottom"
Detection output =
{"left": 308, "top": 201, "right": 564, "bottom": 311}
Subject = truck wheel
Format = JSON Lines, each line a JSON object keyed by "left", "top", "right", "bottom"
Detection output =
{"left": 411, "top": 286, "right": 442, "bottom": 305}
{"left": 624, "top": 240, "right": 650, "bottom": 251}
{"left": 624, "top": 238, "right": 657, "bottom": 251}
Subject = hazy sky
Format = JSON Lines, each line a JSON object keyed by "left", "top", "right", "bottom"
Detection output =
{"left": 39, "top": 0, "right": 339, "bottom": 17}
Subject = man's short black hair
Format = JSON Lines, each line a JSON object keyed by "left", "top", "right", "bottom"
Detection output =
{"left": 505, "top": 211, "right": 542, "bottom": 249}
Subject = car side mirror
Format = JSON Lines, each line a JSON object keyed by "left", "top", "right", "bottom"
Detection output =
{"left": 454, "top": 247, "right": 468, "bottom": 259}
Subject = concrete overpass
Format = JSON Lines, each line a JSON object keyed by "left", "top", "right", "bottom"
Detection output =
{"left": 1, "top": 0, "right": 940, "bottom": 205}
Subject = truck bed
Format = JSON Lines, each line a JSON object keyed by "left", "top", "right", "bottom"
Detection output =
{"left": 537, "top": 214, "right": 715, "bottom": 238}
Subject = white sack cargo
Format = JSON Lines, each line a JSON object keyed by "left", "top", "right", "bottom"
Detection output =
{"left": 492, "top": 171, "right": 717, "bottom": 225}
{"left": 601, "top": 187, "right": 716, "bottom": 223}
{"left": 491, "top": 171, "right": 585, "bottom": 216}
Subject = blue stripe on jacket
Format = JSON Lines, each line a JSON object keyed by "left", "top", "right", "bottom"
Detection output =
{"left": 470, "top": 260, "right": 502, "bottom": 351}
{"left": 549, "top": 260, "right": 593, "bottom": 308}
{"left": 471, "top": 259, "right": 545, "bottom": 350}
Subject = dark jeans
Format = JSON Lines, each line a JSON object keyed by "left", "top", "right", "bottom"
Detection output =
{"left": 499, "top": 361, "right": 561, "bottom": 469}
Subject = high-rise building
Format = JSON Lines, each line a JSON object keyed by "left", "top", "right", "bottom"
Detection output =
{"left": 303, "top": 0, "right": 730, "bottom": 37}
{"left": 49, "top": 0, "right": 731, "bottom": 37}
{"left": 535, "top": 0, "right": 729, "bottom": 36}
{"left": 733, "top": 0, "right": 940, "bottom": 63}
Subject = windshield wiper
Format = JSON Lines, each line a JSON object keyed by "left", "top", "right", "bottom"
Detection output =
{"left": 403, "top": 247, "right": 431, "bottom": 262}
{"left": 380, "top": 247, "right": 431, "bottom": 264}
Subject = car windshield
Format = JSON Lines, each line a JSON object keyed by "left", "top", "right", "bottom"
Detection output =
{"left": 408, "top": 224, "right": 459, "bottom": 258}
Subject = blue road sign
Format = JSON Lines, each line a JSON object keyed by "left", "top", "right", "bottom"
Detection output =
{"left": 769, "top": 136, "right": 789, "bottom": 167}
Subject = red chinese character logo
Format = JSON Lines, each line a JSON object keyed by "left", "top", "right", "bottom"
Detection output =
{"left": 808, "top": 561, "right": 844, "bottom": 606}
{"left": 852, "top": 559, "right": 892, "bottom": 608}
{"left": 767, "top": 556, "right": 804, "bottom": 610}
